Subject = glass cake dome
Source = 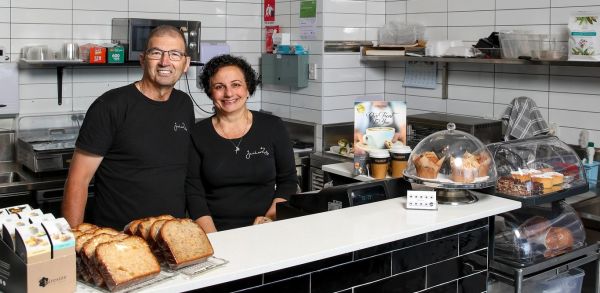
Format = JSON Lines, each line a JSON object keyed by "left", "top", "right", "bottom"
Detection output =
{"left": 403, "top": 123, "right": 498, "bottom": 204}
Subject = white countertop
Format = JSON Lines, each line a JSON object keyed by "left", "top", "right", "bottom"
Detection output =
{"left": 90, "top": 191, "right": 521, "bottom": 292}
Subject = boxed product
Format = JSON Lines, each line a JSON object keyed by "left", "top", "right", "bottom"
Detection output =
{"left": 29, "top": 213, "right": 56, "bottom": 224}
{"left": 41, "top": 218, "right": 74, "bottom": 258}
{"left": 17, "top": 209, "right": 44, "bottom": 221}
{"left": 107, "top": 45, "right": 125, "bottom": 63}
{"left": 0, "top": 213, "right": 19, "bottom": 235}
{"left": 15, "top": 223, "right": 52, "bottom": 264}
{"left": 5, "top": 204, "right": 32, "bottom": 215}
{"left": 0, "top": 211, "right": 76, "bottom": 293}
{"left": 2, "top": 218, "right": 30, "bottom": 250}
{"left": 568, "top": 11, "right": 600, "bottom": 61}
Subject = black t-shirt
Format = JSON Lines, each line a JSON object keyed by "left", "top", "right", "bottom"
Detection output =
{"left": 186, "top": 111, "right": 298, "bottom": 231}
{"left": 76, "top": 83, "right": 194, "bottom": 229}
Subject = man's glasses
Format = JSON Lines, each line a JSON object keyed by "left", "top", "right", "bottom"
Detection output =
{"left": 145, "top": 48, "right": 187, "bottom": 61}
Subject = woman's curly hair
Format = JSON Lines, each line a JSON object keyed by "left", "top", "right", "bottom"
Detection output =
{"left": 199, "top": 54, "right": 260, "bottom": 97}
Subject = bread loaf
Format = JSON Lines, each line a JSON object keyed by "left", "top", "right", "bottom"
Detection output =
{"left": 157, "top": 219, "right": 213, "bottom": 269}
{"left": 123, "top": 219, "right": 143, "bottom": 235}
{"left": 95, "top": 236, "right": 160, "bottom": 292}
{"left": 74, "top": 223, "right": 98, "bottom": 232}
{"left": 75, "top": 232, "right": 98, "bottom": 282}
{"left": 81, "top": 233, "right": 128, "bottom": 287}
{"left": 136, "top": 215, "right": 174, "bottom": 240}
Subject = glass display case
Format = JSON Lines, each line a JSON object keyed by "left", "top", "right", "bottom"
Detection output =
{"left": 403, "top": 123, "right": 497, "bottom": 204}
{"left": 487, "top": 135, "right": 589, "bottom": 205}
{"left": 494, "top": 200, "right": 586, "bottom": 266}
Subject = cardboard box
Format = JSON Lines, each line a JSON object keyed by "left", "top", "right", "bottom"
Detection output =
{"left": 5, "top": 204, "right": 32, "bottom": 215}
{"left": 0, "top": 238, "right": 76, "bottom": 293}
{"left": 17, "top": 209, "right": 43, "bottom": 222}
{"left": 3, "top": 219, "right": 30, "bottom": 250}
{"left": 41, "top": 218, "right": 75, "bottom": 258}
{"left": 88, "top": 47, "right": 106, "bottom": 64}
{"left": 29, "top": 214, "right": 56, "bottom": 224}
{"left": 107, "top": 45, "right": 124, "bottom": 63}
{"left": 15, "top": 223, "right": 52, "bottom": 264}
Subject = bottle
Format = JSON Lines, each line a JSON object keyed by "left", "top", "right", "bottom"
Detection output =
{"left": 587, "top": 142, "right": 595, "bottom": 164}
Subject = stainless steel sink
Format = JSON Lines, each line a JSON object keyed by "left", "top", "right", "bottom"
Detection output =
{"left": 0, "top": 172, "right": 23, "bottom": 184}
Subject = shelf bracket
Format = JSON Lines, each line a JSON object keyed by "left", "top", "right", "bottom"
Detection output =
{"left": 56, "top": 66, "right": 64, "bottom": 105}
{"left": 441, "top": 62, "right": 448, "bottom": 100}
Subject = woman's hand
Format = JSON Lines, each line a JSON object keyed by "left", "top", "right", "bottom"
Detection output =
{"left": 265, "top": 197, "right": 287, "bottom": 220}
{"left": 195, "top": 215, "right": 218, "bottom": 233}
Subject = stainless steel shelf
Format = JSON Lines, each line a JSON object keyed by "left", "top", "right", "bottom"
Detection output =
{"left": 361, "top": 55, "right": 600, "bottom": 67}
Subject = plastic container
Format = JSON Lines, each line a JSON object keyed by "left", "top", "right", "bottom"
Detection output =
{"left": 584, "top": 161, "right": 599, "bottom": 188}
{"left": 499, "top": 31, "right": 544, "bottom": 59}
{"left": 489, "top": 268, "right": 585, "bottom": 293}
{"left": 403, "top": 122, "right": 497, "bottom": 189}
{"left": 494, "top": 201, "right": 586, "bottom": 265}
{"left": 487, "top": 135, "right": 588, "bottom": 198}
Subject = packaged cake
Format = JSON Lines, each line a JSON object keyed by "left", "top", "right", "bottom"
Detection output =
{"left": 29, "top": 213, "right": 56, "bottom": 224}
{"left": 15, "top": 222, "right": 52, "bottom": 263}
{"left": 41, "top": 218, "right": 75, "bottom": 258}
{"left": 4, "top": 204, "right": 32, "bottom": 215}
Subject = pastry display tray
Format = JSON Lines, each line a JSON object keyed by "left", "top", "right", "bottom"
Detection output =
{"left": 494, "top": 184, "right": 589, "bottom": 207}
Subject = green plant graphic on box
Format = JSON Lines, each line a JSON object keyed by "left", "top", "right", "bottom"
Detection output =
{"left": 576, "top": 16, "right": 598, "bottom": 26}
{"left": 571, "top": 32, "right": 597, "bottom": 55}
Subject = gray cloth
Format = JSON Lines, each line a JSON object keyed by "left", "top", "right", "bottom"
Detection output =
{"left": 502, "top": 96, "right": 549, "bottom": 141}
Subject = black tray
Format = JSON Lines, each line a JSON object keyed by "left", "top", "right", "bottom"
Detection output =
{"left": 493, "top": 183, "right": 589, "bottom": 207}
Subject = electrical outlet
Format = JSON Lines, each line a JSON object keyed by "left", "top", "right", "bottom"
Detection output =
{"left": 308, "top": 63, "right": 317, "bottom": 80}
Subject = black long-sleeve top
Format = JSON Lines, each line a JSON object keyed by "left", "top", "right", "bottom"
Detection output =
{"left": 186, "top": 111, "right": 298, "bottom": 231}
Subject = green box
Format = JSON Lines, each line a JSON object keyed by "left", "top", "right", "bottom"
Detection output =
{"left": 107, "top": 46, "right": 125, "bottom": 63}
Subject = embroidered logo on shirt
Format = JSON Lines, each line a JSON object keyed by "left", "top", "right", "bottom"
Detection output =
{"left": 173, "top": 122, "right": 188, "bottom": 132}
{"left": 245, "top": 147, "right": 269, "bottom": 159}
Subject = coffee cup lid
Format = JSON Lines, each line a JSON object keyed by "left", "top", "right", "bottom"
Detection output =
{"left": 390, "top": 145, "right": 411, "bottom": 153}
{"left": 368, "top": 149, "right": 390, "bottom": 158}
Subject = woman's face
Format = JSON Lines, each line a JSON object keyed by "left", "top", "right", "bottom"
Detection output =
{"left": 209, "top": 65, "right": 249, "bottom": 114}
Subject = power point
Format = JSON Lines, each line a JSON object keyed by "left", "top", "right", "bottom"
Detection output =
{"left": 308, "top": 63, "right": 317, "bottom": 80}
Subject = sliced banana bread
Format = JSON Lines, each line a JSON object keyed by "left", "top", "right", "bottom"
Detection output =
{"left": 81, "top": 233, "right": 128, "bottom": 287}
{"left": 95, "top": 236, "right": 160, "bottom": 291}
{"left": 157, "top": 219, "right": 214, "bottom": 269}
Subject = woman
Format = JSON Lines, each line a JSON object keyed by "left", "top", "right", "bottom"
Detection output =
{"left": 186, "top": 54, "right": 298, "bottom": 232}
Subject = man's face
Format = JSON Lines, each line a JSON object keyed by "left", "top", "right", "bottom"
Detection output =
{"left": 140, "top": 34, "right": 190, "bottom": 89}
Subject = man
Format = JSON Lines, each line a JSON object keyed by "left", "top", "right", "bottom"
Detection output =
{"left": 62, "top": 25, "right": 194, "bottom": 229}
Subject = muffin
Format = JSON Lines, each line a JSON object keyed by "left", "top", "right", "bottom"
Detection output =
{"left": 450, "top": 151, "right": 479, "bottom": 183}
{"left": 413, "top": 151, "right": 445, "bottom": 179}
{"left": 519, "top": 216, "right": 551, "bottom": 238}
{"left": 476, "top": 152, "right": 492, "bottom": 177}
{"left": 544, "top": 227, "right": 574, "bottom": 257}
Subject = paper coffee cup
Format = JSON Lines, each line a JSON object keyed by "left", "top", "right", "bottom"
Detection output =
{"left": 369, "top": 149, "right": 390, "bottom": 179}
{"left": 390, "top": 145, "right": 411, "bottom": 178}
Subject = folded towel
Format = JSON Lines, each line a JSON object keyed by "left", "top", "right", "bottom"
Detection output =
{"left": 502, "top": 96, "right": 549, "bottom": 141}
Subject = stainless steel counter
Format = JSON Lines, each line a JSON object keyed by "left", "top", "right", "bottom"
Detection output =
{"left": 0, "top": 162, "right": 67, "bottom": 194}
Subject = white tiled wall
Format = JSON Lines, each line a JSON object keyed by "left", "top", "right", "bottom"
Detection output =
{"left": 374, "top": 0, "right": 600, "bottom": 145}
{"left": 1, "top": 0, "right": 262, "bottom": 119}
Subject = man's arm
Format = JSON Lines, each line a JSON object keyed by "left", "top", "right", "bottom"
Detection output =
{"left": 62, "top": 148, "right": 103, "bottom": 228}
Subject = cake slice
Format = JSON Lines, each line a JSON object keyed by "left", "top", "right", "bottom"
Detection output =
{"left": 157, "top": 219, "right": 214, "bottom": 269}
{"left": 95, "top": 236, "right": 160, "bottom": 291}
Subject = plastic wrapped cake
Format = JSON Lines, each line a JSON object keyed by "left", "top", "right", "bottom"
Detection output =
{"left": 494, "top": 201, "right": 586, "bottom": 265}
{"left": 403, "top": 122, "right": 497, "bottom": 189}
{"left": 487, "top": 135, "right": 588, "bottom": 198}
